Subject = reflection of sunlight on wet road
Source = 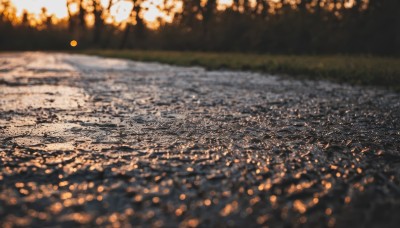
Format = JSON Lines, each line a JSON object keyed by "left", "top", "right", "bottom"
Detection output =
{"left": 0, "top": 85, "right": 85, "bottom": 110}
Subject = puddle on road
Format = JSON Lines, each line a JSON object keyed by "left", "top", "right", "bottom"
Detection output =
{"left": 63, "top": 54, "right": 130, "bottom": 71}
{"left": 0, "top": 85, "right": 86, "bottom": 111}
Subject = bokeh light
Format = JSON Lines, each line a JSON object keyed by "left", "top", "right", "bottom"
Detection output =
{"left": 70, "top": 40, "right": 78, "bottom": 47}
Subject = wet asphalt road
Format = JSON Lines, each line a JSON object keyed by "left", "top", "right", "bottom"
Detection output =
{"left": 0, "top": 52, "right": 399, "bottom": 227}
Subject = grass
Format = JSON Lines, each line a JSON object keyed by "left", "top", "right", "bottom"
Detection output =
{"left": 82, "top": 50, "right": 400, "bottom": 91}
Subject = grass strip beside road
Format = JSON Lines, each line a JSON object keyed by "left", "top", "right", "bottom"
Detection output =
{"left": 82, "top": 50, "right": 400, "bottom": 91}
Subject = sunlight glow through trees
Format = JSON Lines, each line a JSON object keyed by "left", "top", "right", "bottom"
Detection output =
{"left": 2, "top": 0, "right": 391, "bottom": 54}
{"left": 9, "top": 0, "right": 364, "bottom": 29}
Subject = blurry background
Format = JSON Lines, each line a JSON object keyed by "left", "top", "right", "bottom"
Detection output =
{"left": 0, "top": 0, "right": 399, "bottom": 55}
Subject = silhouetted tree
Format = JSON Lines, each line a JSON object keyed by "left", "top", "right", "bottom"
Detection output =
{"left": 92, "top": 0, "right": 104, "bottom": 43}
{"left": 120, "top": 0, "right": 146, "bottom": 49}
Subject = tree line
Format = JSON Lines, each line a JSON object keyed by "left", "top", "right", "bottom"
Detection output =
{"left": 0, "top": 0, "right": 399, "bottom": 55}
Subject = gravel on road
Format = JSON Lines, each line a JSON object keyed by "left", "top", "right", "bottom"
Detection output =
{"left": 0, "top": 52, "right": 399, "bottom": 227}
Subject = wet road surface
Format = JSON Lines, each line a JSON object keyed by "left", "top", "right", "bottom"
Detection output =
{"left": 0, "top": 52, "right": 400, "bottom": 227}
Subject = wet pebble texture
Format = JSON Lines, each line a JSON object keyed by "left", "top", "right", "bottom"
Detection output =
{"left": 0, "top": 52, "right": 400, "bottom": 227}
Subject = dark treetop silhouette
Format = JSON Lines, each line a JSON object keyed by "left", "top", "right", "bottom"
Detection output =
{"left": 0, "top": 0, "right": 399, "bottom": 55}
